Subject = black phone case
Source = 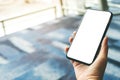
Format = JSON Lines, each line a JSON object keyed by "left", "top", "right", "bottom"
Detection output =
{"left": 66, "top": 10, "right": 113, "bottom": 65}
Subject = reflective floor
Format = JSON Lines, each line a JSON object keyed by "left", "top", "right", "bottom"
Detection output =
{"left": 0, "top": 13, "right": 120, "bottom": 80}
{"left": 0, "top": 0, "right": 120, "bottom": 79}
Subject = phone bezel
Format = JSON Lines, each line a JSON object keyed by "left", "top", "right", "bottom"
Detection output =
{"left": 66, "top": 10, "right": 113, "bottom": 65}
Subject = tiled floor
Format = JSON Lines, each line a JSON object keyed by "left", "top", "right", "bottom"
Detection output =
{"left": 0, "top": 14, "right": 120, "bottom": 80}
{"left": 0, "top": 16, "right": 80, "bottom": 80}
{"left": 0, "top": 0, "right": 120, "bottom": 80}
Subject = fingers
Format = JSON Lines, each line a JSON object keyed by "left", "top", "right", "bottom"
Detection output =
{"left": 69, "top": 31, "right": 76, "bottom": 44}
{"left": 65, "top": 46, "right": 75, "bottom": 63}
{"left": 65, "top": 31, "right": 76, "bottom": 53}
{"left": 69, "top": 37, "right": 73, "bottom": 44}
{"left": 65, "top": 46, "right": 69, "bottom": 53}
{"left": 65, "top": 31, "right": 76, "bottom": 63}
{"left": 73, "top": 31, "right": 77, "bottom": 37}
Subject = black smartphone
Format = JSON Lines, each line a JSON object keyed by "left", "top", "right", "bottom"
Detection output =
{"left": 67, "top": 9, "right": 112, "bottom": 65}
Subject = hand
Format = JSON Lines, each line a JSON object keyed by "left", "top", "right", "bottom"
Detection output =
{"left": 65, "top": 31, "right": 108, "bottom": 80}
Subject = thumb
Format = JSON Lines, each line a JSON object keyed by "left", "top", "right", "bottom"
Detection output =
{"left": 92, "top": 37, "right": 108, "bottom": 73}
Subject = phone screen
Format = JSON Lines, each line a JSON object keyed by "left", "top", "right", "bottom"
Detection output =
{"left": 67, "top": 10, "right": 112, "bottom": 64}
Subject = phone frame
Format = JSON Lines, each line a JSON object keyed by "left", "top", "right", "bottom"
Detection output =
{"left": 66, "top": 10, "right": 113, "bottom": 65}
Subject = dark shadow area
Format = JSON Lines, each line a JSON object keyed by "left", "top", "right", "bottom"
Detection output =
{"left": 108, "top": 58, "right": 120, "bottom": 67}
{"left": 109, "top": 22, "right": 120, "bottom": 32}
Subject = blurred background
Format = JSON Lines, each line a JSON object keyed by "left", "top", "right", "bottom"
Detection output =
{"left": 0, "top": 0, "right": 120, "bottom": 80}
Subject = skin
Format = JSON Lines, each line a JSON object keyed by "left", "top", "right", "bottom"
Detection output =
{"left": 65, "top": 31, "right": 108, "bottom": 80}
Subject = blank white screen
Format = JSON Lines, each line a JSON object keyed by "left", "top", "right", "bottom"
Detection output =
{"left": 67, "top": 10, "right": 111, "bottom": 64}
